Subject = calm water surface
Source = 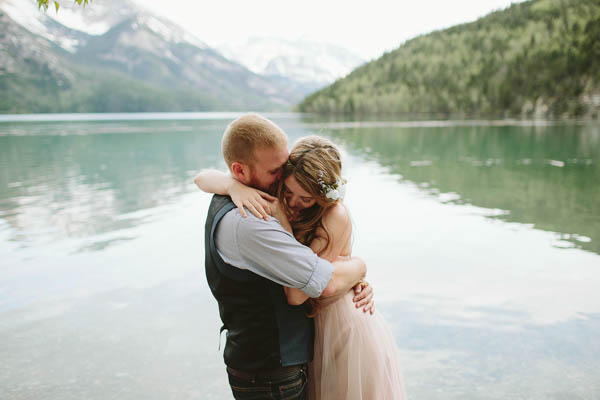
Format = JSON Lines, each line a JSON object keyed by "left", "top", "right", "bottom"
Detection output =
{"left": 1, "top": 113, "right": 599, "bottom": 399}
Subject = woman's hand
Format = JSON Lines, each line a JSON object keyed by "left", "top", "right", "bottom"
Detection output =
{"left": 268, "top": 199, "right": 285, "bottom": 220}
{"left": 352, "top": 280, "right": 375, "bottom": 315}
{"left": 268, "top": 200, "right": 293, "bottom": 234}
{"left": 228, "top": 180, "right": 276, "bottom": 220}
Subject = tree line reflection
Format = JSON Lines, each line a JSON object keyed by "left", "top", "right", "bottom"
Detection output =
{"left": 329, "top": 123, "right": 600, "bottom": 254}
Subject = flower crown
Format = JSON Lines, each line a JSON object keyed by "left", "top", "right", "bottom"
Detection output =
{"left": 287, "top": 160, "right": 347, "bottom": 201}
{"left": 317, "top": 171, "right": 347, "bottom": 201}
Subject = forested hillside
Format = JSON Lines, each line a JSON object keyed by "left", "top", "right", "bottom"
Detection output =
{"left": 298, "top": 0, "right": 600, "bottom": 118}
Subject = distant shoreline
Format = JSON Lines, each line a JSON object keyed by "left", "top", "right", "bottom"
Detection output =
{"left": 0, "top": 112, "right": 597, "bottom": 126}
{"left": 0, "top": 112, "right": 301, "bottom": 123}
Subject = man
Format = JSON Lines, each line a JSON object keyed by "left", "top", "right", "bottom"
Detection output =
{"left": 200, "top": 113, "right": 372, "bottom": 399}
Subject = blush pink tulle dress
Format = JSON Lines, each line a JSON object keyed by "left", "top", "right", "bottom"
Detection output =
{"left": 308, "top": 291, "right": 407, "bottom": 400}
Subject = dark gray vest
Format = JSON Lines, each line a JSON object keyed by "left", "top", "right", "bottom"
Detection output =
{"left": 205, "top": 195, "right": 314, "bottom": 370}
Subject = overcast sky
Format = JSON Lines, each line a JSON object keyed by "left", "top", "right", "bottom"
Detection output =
{"left": 133, "top": 0, "right": 525, "bottom": 60}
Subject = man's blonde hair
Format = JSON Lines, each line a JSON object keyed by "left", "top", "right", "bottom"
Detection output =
{"left": 222, "top": 113, "right": 287, "bottom": 170}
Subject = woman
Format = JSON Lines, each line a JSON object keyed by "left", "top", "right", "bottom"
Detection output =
{"left": 196, "top": 136, "right": 406, "bottom": 399}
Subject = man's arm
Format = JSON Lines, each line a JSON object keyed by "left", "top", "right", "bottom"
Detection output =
{"left": 216, "top": 211, "right": 334, "bottom": 298}
{"left": 218, "top": 210, "right": 374, "bottom": 311}
{"left": 271, "top": 202, "right": 372, "bottom": 304}
{"left": 266, "top": 200, "right": 362, "bottom": 304}
{"left": 283, "top": 256, "right": 367, "bottom": 305}
{"left": 321, "top": 256, "right": 366, "bottom": 297}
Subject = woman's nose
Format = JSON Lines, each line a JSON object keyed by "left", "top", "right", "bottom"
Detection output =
{"left": 288, "top": 197, "right": 298, "bottom": 208}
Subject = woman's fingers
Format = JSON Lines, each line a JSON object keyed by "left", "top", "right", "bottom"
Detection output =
{"left": 251, "top": 199, "right": 270, "bottom": 220}
{"left": 236, "top": 196, "right": 274, "bottom": 220}
{"left": 234, "top": 200, "right": 248, "bottom": 218}
{"left": 355, "top": 290, "right": 372, "bottom": 308}
{"left": 353, "top": 282, "right": 375, "bottom": 313}
{"left": 353, "top": 282, "right": 371, "bottom": 302}
{"left": 255, "top": 197, "right": 272, "bottom": 219}
{"left": 366, "top": 299, "right": 375, "bottom": 315}
{"left": 257, "top": 190, "right": 276, "bottom": 202}
{"left": 352, "top": 279, "right": 367, "bottom": 295}
{"left": 244, "top": 202, "right": 263, "bottom": 220}
{"left": 259, "top": 196, "right": 272, "bottom": 209}
{"left": 356, "top": 291, "right": 374, "bottom": 314}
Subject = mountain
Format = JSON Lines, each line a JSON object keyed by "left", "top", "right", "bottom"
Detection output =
{"left": 298, "top": 0, "right": 600, "bottom": 119}
{"left": 0, "top": 0, "right": 302, "bottom": 113}
{"left": 218, "top": 37, "right": 365, "bottom": 96}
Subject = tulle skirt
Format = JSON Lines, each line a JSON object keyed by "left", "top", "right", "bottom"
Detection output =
{"left": 308, "top": 291, "right": 407, "bottom": 400}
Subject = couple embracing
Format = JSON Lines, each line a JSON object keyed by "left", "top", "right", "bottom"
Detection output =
{"left": 196, "top": 114, "right": 406, "bottom": 399}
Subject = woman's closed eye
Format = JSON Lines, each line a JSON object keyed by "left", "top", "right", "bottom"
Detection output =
{"left": 284, "top": 187, "right": 313, "bottom": 204}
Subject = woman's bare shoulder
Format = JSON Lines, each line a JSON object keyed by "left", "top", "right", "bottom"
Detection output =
{"left": 313, "top": 202, "right": 352, "bottom": 258}
{"left": 322, "top": 202, "right": 351, "bottom": 231}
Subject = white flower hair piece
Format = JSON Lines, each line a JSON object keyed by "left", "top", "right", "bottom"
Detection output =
{"left": 317, "top": 174, "right": 347, "bottom": 201}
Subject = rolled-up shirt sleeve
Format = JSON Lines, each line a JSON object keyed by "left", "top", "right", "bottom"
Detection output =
{"left": 215, "top": 210, "right": 333, "bottom": 298}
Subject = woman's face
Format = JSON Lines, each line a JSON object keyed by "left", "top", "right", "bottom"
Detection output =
{"left": 283, "top": 175, "right": 317, "bottom": 220}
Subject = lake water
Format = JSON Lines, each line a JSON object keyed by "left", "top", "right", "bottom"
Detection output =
{"left": 1, "top": 113, "right": 599, "bottom": 399}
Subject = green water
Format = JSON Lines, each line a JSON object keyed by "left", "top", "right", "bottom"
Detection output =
{"left": 1, "top": 114, "right": 599, "bottom": 399}
{"left": 325, "top": 122, "right": 600, "bottom": 254}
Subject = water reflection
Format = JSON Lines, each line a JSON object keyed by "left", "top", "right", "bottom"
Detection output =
{"left": 390, "top": 302, "right": 600, "bottom": 399}
{"left": 322, "top": 123, "right": 600, "bottom": 254}
{"left": 0, "top": 121, "right": 224, "bottom": 247}
{"left": 2, "top": 116, "right": 600, "bottom": 400}
{"left": 0, "top": 272, "right": 231, "bottom": 400}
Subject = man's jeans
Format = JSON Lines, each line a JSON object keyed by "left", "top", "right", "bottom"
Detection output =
{"left": 226, "top": 364, "right": 308, "bottom": 400}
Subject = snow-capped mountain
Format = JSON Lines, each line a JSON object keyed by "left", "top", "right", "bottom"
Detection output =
{"left": 218, "top": 37, "right": 365, "bottom": 92}
{"left": 38, "top": 0, "right": 136, "bottom": 35}
{"left": 0, "top": 0, "right": 305, "bottom": 112}
{"left": 0, "top": 0, "right": 207, "bottom": 53}
{"left": 0, "top": 0, "right": 92, "bottom": 52}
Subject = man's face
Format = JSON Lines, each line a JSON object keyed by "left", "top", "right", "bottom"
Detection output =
{"left": 247, "top": 145, "right": 289, "bottom": 194}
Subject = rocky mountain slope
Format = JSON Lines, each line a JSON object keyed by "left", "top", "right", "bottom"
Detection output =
{"left": 0, "top": 0, "right": 301, "bottom": 112}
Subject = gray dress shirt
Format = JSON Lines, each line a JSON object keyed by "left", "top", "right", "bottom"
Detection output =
{"left": 214, "top": 209, "right": 334, "bottom": 298}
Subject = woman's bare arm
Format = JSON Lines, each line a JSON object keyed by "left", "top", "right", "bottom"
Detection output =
{"left": 310, "top": 203, "right": 352, "bottom": 263}
{"left": 193, "top": 169, "right": 275, "bottom": 219}
{"left": 193, "top": 169, "right": 234, "bottom": 195}
{"left": 314, "top": 204, "right": 374, "bottom": 313}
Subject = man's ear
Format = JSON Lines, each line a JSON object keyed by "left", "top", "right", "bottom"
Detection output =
{"left": 231, "top": 162, "right": 250, "bottom": 184}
